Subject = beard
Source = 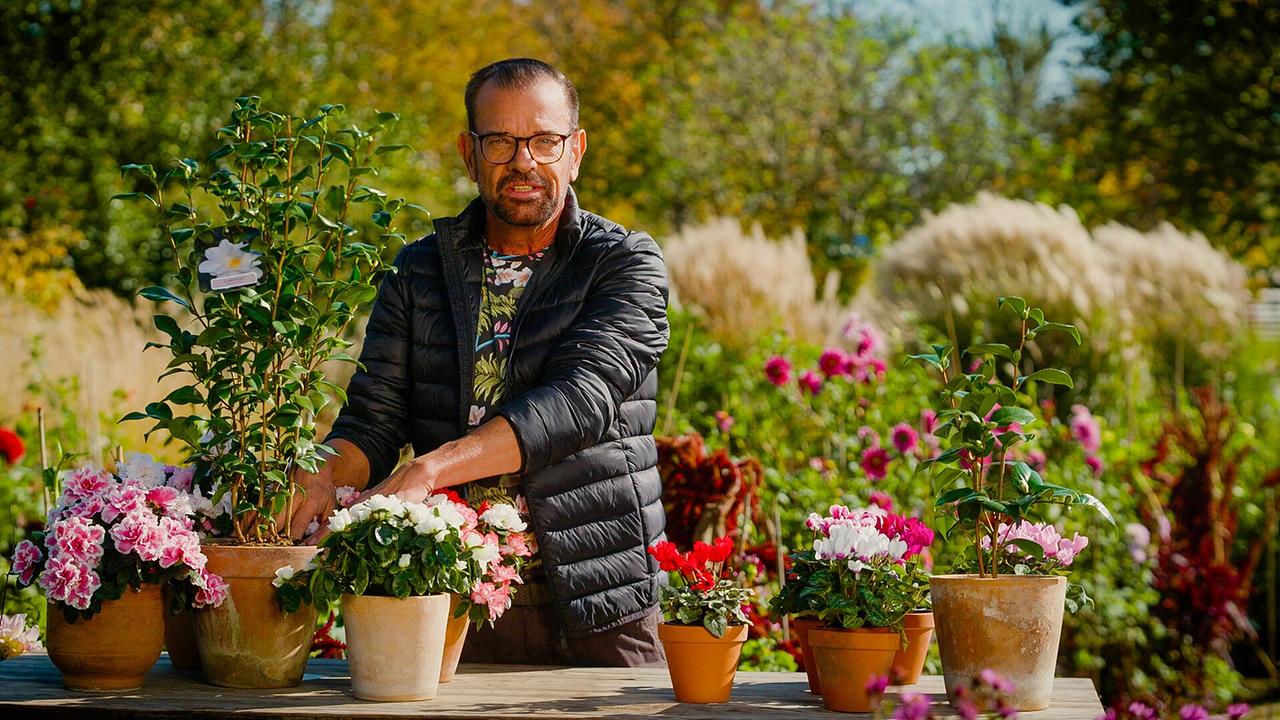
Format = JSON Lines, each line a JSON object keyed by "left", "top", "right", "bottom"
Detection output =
{"left": 483, "top": 174, "right": 561, "bottom": 227}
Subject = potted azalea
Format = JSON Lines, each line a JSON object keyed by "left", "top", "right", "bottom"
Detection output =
{"left": 275, "top": 491, "right": 529, "bottom": 701}
{"left": 910, "top": 297, "right": 1112, "bottom": 710}
{"left": 777, "top": 505, "right": 931, "bottom": 713}
{"left": 10, "top": 454, "right": 226, "bottom": 691}
{"left": 117, "top": 96, "right": 420, "bottom": 688}
{"left": 771, "top": 504, "right": 934, "bottom": 695}
{"left": 648, "top": 536, "right": 754, "bottom": 704}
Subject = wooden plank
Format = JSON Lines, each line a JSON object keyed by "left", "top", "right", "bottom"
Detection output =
{"left": 0, "top": 654, "right": 1104, "bottom": 719}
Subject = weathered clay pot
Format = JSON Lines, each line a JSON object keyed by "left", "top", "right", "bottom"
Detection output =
{"left": 808, "top": 626, "right": 899, "bottom": 713}
{"left": 192, "top": 543, "right": 320, "bottom": 688}
{"left": 47, "top": 584, "right": 164, "bottom": 691}
{"left": 790, "top": 616, "right": 822, "bottom": 694}
{"left": 343, "top": 593, "right": 451, "bottom": 701}
{"left": 657, "top": 622, "right": 749, "bottom": 703}
{"left": 162, "top": 586, "right": 202, "bottom": 670}
{"left": 439, "top": 594, "right": 470, "bottom": 683}
{"left": 890, "top": 611, "right": 934, "bottom": 685}
{"left": 931, "top": 574, "right": 1067, "bottom": 711}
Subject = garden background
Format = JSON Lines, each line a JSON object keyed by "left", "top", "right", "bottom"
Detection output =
{"left": 1, "top": 0, "right": 1278, "bottom": 715}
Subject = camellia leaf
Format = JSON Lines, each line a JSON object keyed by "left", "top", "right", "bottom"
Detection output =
{"left": 1017, "top": 368, "right": 1073, "bottom": 389}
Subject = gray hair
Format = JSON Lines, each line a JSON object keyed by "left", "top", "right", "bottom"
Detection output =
{"left": 464, "top": 58, "right": 579, "bottom": 133}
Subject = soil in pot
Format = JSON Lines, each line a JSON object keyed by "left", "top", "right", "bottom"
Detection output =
{"left": 658, "top": 623, "right": 749, "bottom": 704}
{"left": 47, "top": 584, "right": 165, "bottom": 691}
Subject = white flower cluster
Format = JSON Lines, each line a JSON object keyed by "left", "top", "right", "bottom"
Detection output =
{"left": 326, "top": 493, "right": 468, "bottom": 543}
{"left": 813, "top": 519, "right": 907, "bottom": 574}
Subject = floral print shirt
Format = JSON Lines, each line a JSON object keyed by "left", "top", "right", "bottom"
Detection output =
{"left": 468, "top": 248, "right": 545, "bottom": 585}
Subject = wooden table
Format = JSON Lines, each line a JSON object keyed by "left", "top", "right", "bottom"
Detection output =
{"left": 0, "top": 654, "right": 1104, "bottom": 719}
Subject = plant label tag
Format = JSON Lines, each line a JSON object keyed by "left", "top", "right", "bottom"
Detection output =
{"left": 197, "top": 227, "right": 265, "bottom": 293}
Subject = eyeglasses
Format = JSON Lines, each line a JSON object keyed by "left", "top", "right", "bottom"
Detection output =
{"left": 470, "top": 131, "right": 575, "bottom": 165}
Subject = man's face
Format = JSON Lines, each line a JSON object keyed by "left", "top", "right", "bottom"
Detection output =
{"left": 458, "top": 78, "right": 587, "bottom": 228}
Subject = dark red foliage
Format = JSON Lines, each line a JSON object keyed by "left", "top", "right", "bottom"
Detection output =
{"left": 310, "top": 610, "right": 347, "bottom": 659}
{"left": 657, "top": 434, "right": 768, "bottom": 558}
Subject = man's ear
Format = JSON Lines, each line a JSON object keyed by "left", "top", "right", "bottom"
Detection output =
{"left": 458, "top": 131, "right": 478, "bottom": 182}
{"left": 568, "top": 128, "right": 587, "bottom": 183}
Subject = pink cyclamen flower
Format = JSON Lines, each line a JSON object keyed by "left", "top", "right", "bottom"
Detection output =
{"left": 860, "top": 447, "right": 891, "bottom": 482}
{"left": 868, "top": 491, "right": 895, "bottom": 512}
{"left": 1127, "top": 702, "right": 1157, "bottom": 720}
{"left": 12, "top": 540, "right": 43, "bottom": 585}
{"left": 978, "top": 668, "right": 1015, "bottom": 693}
{"left": 39, "top": 554, "right": 102, "bottom": 610}
{"left": 798, "top": 370, "right": 823, "bottom": 396}
{"left": 1228, "top": 703, "right": 1250, "bottom": 719}
{"left": 865, "top": 673, "right": 889, "bottom": 696}
{"left": 891, "top": 423, "right": 919, "bottom": 454}
{"left": 48, "top": 515, "right": 106, "bottom": 567}
{"left": 1179, "top": 705, "right": 1209, "bottom": 720}
{"left": 61, "top": 467, "right": 113, "bottom": 504}
{"left": 818, "top": 348, "right": 850, "bottom": 378}
{"left": 1070, "top": 404, "right": 1102, "bottom": 454}
{"left": 714, "top": 410, "right": 735, "bottom": 433}
{"left": 893, "top": 692, "right": 933, "bottom": 720}
{"left": 764, "top": 356, "right": 792, "bottom": 387}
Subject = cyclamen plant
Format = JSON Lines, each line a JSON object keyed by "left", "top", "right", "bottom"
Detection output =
{"left": 275, "top": 491, "right": 531, "bottom": 625}
{"left": 11, "top": 455, "right": 228, "bottom": 622}
{"left": 648, "top": 536, "right": 754, "bottom": 638}
{"left": 118, "top": 96, "right": 423, "bottom": 544}
{"left": 771, "top": 505, "right": 933, "bottom": 633}
{"left": 909, "top": 297, "right": 1112, "bottom": 591}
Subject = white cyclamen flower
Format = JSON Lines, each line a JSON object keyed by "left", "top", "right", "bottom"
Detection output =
{"left": 479, "top": 503, "right": 526, "bottom": 532}
{"left": 397, "top": 553, "right": 411, "bottom": 569}
{"left": 198, "top": 239, "right": 263, "bottom": 281}
{"left": 271, "top": 565, "right": 295, "bottom": 588}
{"left": 328, "top": 508, "right": 354, "bottom": 533}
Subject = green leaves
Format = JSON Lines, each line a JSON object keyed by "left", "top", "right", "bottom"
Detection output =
{"left": 1017, "top": 368, "right": 1074, "bottom": 389}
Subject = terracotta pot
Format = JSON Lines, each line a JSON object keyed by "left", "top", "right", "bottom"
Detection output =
{"left": 890, "top": 611, "right": 934, "bottom": 685}
{"left": 790, "top": 616, "right": 822, "bottom": 694}
{"left": 47, "top": 584, "right": 164, "bottom": 691}
{"left": 808, "top": 626, "right": 899, "bottom": 713}
{"left": 162, "top": 585, "right": 202, "bottom": 670}
{"left": 192, "top": 543, "right": 320, "bottom": 688}
{"left": 657, "top": 622, "right": 749, "bottom": 703}
{"left": 931, "top": 574, "right": 1067, "bottom": 711}
{"left": 439, "top": 594, "right": 470, "bottom": 683}
{"left": 343, "top": 592, "right": 451, "bottom": 701}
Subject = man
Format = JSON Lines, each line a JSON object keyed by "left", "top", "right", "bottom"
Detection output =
{"left": 288, "top": 58, "right": 670, "bottom": 667}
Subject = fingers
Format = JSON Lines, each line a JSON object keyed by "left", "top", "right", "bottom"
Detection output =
{"left": 290, "top": 494, "right": 333, "bottom": 541}
{"left": 303, "top": 525, "right": 331, "bottom": 547}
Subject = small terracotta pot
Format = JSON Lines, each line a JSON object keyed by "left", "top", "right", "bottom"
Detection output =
{"left": 890, "top": 611, "right": 934, "bottom": 685}
{"left": 931, "top": 574, "right": 1067, "bottom": 711}
{"left": 657, "top": 622, "right": 749, "bottom": 703}
{"left": 47, "top": 584, "right": 165, "bottom": 691}
{"left": 808, "top": 626, "right": 899, "bottom": 713}
{"left": 790, "top": 616, "right": 822, "bottom": 694}
{"left": 343, "top": 592, "right": 451, "bottom": 701}
{"left": 192, "top": 543, "right": 320, "bottom": 689}
{"left": 439, "top": 594, "right": 470, "bottom": 683}
{"left": 162, "top": 585, "right": 201, "bottom": 670}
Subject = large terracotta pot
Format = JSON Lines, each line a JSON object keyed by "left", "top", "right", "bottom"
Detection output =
{"left": 343, "top": 593, "right": 451, "bottom": 701}
{"left": 439, "top": 594, "right": 470, "bottom": 683}
{"left": 47, "top": 584, "right": 164, "bottom": 691}
{"left": 891, "top": 611, "right": 934, "bottom": 685}
{"left": 790, "top": 616, "right": 822, "bottom": 694}
{"left": 931, "top": 574, "right": 1067, "bottom": 711}
{"left": 808, "top": 626, "right": 899, "bottom": 713}
{"left": 192, "top": 543, "right": 320, "bottom": 688}
{"left": 162, "top": 585, "right": 201, "bottom": 670}
{"left": 657, "top": 622, "right": 749, "bottom": 703}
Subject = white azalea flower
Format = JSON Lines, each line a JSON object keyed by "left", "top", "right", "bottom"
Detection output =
{"left": 471, "top": 541, "right": 500, "bottom": 567}
{"left": 480, "top": 504, "right": 526, "bottom": 532}
{"left": 199, "top": 239, "right": 263, "bottom": 281}
{"left": 436, "top": 503, "right": 465, "bottom": 529}
{"left": 271, "top": 565, "right": 295, "bottom": 588}
{"left": 117, "top": 452, "right": 168, "bottom": 487}
{"left": 329, "top": 508, "right": 354, "bottom": 533}
{"left": 362, "top": 494, "right": 404, "bottom": 516}
{"left": 413, "top": 514, "right": 447, "bottom": 539}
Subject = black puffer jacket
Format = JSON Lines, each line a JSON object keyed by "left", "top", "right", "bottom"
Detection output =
{"left": 327, "top": 188, "right": 670, "bottom": 637}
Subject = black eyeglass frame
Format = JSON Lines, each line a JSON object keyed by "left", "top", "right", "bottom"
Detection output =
{"left": 469, "top": 130, "right": 577, "bottom": 165}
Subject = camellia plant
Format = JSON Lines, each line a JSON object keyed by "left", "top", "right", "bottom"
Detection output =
{"left": 909, "top": 297, "right": 1113, "bottom": 605}
{"left": 274, "top": 492, "right": 531, "bottom": 625}
{"left": 118, "top": 96, "right": 422, "bottom": 544}
{"left": 771, "top": 505, "right": 933, "bottom": 633}
{"left": 649, "top": 537, "right": 754, "bottom": 638}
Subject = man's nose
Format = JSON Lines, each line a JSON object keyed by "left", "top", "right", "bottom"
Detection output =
{"left": 509, "top": 140, "right": 538, "bottom": 172}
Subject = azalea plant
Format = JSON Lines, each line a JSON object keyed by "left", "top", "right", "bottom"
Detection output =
{"left": 118, "top": 96, "right": 423, "bottom": 544}
{"left": 275, "top": 491, "right": 531, "bottom": 625}
{"left": 771, "top": 505, "right": 933, "bottom": 633}
{"left": 10, "top": 454, "right": 228, "bottom": 622}
{"left": 649, "top": 536, "right": 754, "bottom": 638}
{"left": 909, "top": 297, "right": 1112, "bottom": 593}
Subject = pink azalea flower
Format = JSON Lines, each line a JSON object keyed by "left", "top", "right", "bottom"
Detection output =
{"left": 335, "top": 485, "right": 359, "bottom": 508}
{"left": 48, "top": 515, "right": 106, "bottom": 567}
{"left": 818, "top": 348, "right": 850, "bottom": 378}
{"left": 861, "top": 447, "right": 891, "bottom": 482}
{"left": 764, "top": 356, "right": 792, "bottom": 387}
{"left": 891, "top": 423, "right": 919, "bottom": 454}
{"left": 12, "top": 540, "right": 42, "bottom": 585}
{"left": 501, "top": 532, "right": 532, "bottom": 558}
{"left": 798, "top": 370, "right": 823, "bottom": 396}
{"left": 110, "top": 510, "right": 164, "bottom": 561}
{"left": 100, "top": 484, "right": 147, "bottom": 524}
{"left": 488, "top": 561, "right": 521, "bottom": 585}
{"left": 193, "top": 568, "right": 229, "bottom": 608}
{"left": 164, "top": 466, "right": 195, "bottom": 492}
{"left": 146, "top": 485, "right": 181, "bottom": 514}
{"left": 39, "top": 554, "right": 102, "bottom": 610}
{"left": 61, "top": 467, "right": 113, "bottom": 503}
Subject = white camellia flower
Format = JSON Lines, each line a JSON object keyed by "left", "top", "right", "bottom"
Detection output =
{"left": 397, "top": 553, "right": 411, "bottom": 569}
{"left": 199, "top": 239, "right": 263, "bottom": 282}
{"left": 328, "top": 508, "right": 354, "bottom": 533}
{"left": 271, "top": 565, "right": 295, "bottom": 588}
{"left": 480, "top": 504, "right": 526, "bottom": 532}
{"left": 117, "top": 452, "right": 168, "bottom": 488}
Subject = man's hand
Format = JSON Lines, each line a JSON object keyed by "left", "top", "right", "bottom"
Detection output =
{"left": 355, "top": 457, "right": 439, "bottom": 506}
{"left": 288, "top": 462, "right": 338, "bottom": 542}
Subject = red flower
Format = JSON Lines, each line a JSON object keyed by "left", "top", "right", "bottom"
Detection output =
{"left": 0, "top": 428, "right": 24, "bottom": 465}
{"left": 764, "top": 356, "right": 792, "bottom": 387}
{"left": 860, "top": 446, "right": 891, "bottom": 481}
